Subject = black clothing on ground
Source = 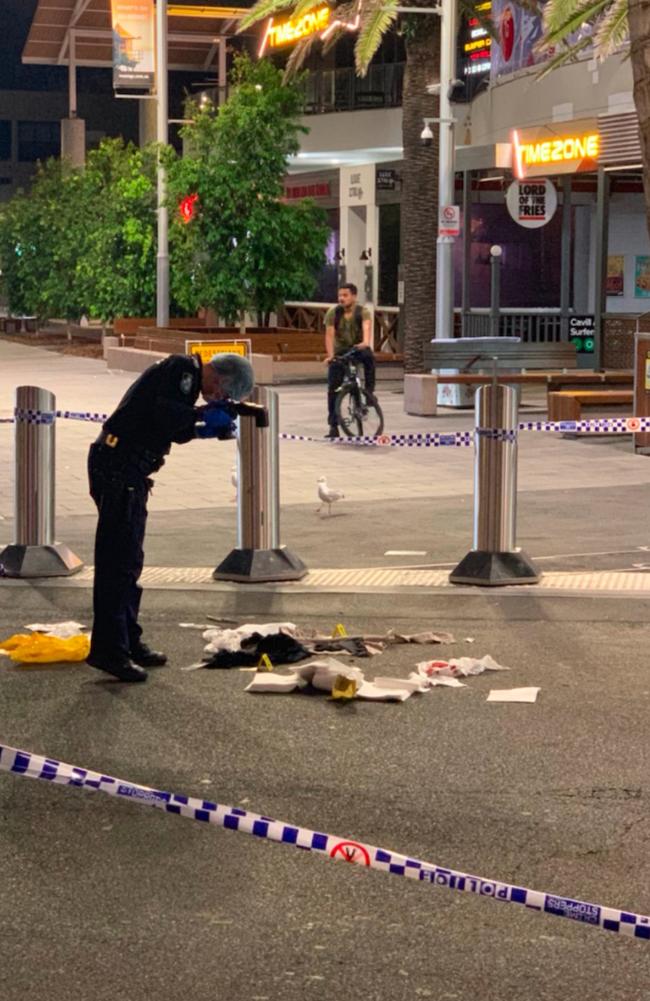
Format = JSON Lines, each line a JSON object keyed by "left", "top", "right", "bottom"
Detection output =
{"left": 327, "top": 347, "right": 376, "bottom": 428}
{"left": 88, "top": 354, "right": 203, "bottom": 663}
{"left": 201, "top": 632, "right": 312, "bottom": 669}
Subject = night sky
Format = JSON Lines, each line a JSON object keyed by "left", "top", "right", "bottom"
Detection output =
{"left": 0, "top": 0, "right": 67, "bottom": 90}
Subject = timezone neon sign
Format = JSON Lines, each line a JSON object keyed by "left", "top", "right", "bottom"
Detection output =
{"left": 259, "top": 6, "right": 331, "bottom": 53}
{"left": 512, "top": 129, "right": 600, "bottom": 179}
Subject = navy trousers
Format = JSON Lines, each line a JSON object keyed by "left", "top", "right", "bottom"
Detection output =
{"left": 88, "top": 443, "right": 150, "bottom": 661}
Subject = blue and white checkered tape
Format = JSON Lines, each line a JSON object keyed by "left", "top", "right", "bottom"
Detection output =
{"left": 1, "top": 741, "right": 649, "bottom": 941}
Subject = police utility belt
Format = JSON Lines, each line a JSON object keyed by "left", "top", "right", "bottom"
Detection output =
{"left": 95, "top": 431, "right": 165, "bottom": 476}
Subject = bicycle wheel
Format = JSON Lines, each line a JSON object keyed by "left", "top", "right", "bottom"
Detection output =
{"left": 336, "top": 387, "right": 384, "bottom": 438}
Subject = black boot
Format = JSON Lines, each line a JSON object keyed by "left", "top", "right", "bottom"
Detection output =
{"left": 87, "top": 654, "right": 148, "bottom": 683}
{"left": 130, "top": 642, "right": 168, "bottom": 667}
{"left": 325, "top": 426, "right": 340, "bottom": 439}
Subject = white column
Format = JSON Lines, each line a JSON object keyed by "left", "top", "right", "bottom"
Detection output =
{"left": 435, "top": 0, "right": 457, "bottom": 338}
{"left": 156, "top": 0, "right": 169, "bottom": 327}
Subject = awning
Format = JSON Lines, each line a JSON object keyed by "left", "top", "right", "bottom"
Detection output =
{"left": 23, "top": 0, "right": 254, "bottom": 73}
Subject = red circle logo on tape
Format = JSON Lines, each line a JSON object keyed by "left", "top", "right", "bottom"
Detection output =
{"left": 329, "top": 840, "right": 371, "bottom": 865}
{"left": 376, "top": 434, "right": 391, "bottom": 446}
{"left": 626, "top": 418, "right": 641, "bottom": 431}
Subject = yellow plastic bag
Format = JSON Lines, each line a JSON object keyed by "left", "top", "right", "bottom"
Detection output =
{"left": 0, "top": 632, "right": 90, "bottom": 664}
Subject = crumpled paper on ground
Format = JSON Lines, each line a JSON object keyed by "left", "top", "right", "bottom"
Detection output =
{"left": 416, "top": 655, "right": 509, "bottom": 680}
{"left": 25, "top": 621, "right": 87, "bottom": 639}
{"left": 244, "top": 654, "right": 508, "bottom": 703}
{"left": 202, "top": 623, "right": 297, "bottom": 654}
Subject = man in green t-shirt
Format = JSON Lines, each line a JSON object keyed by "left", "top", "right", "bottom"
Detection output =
{"left": 324, "top": 282, "right": 375, "bottom": 438}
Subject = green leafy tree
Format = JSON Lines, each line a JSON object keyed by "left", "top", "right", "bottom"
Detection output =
{"left": 74, "top": 139, "right": 158, "bottom": 322}
{"left": 0, "top": 139, "right": 157, "bottom": 322}
{"left": 240, "top": 1, "right": 445, "bottom": 370}
{"left": 0, "top": 158, "right": 87, "bottom": 319}
{"left": 166, "top": 55, "right": 328, "bottom": 325}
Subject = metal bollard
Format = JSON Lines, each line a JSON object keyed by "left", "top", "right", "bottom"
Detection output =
{"left": 0, "top": 386, "right": 83, "bottom": 578}
{"left": 489, "top": 245, "right": 502, "bottom": 339}
{"left": 449, "top": 382, "right": 539, "bottom": 586}
{"left": 213, "top": 386, "right": 307, "bottom": 582}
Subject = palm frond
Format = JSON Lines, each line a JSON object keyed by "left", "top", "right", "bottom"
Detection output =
{"left": 238, "top": 0, "right": 295, "bottom": 32}
{"left": 542, "top": 0, "right": 609, "bottom": 39}
{"left": 284, "top": 35, "right": 319, "bottom": 76}
{"left": 535, "top": 33, "right": 593, "bottom": 78}
{"left": 593, "top": 0, "right": 628, "bottom": 55}
{"left": 355, "top": 0, "right": 399, "bottom": 75}
{"left": 291, "top": 0, "right": 334, "bottom": 19}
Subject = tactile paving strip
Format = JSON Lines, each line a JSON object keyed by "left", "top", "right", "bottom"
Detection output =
{"left": 64, "top": 565, "right": 650, "bottom": 592}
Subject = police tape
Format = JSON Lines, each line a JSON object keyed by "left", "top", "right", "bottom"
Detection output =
{"left": 2, "top": 409, "right": 650, "bottom": 443}
{"left": 280, "top": 431, "right": 474, "bottom": 447}
{"left": 1, "top": 740, "right": 649, "bottom": 941}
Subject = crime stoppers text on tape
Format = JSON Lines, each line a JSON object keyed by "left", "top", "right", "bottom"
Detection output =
{"left": 1, "top": 742, "right": 649, "bottom": 941}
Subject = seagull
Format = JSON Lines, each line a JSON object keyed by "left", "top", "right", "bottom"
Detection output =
{"left": 231, "top": 466, "right": 238, "bottom": 502}
{"left": 317, "top": 476, "right": 345, "bottom": 517}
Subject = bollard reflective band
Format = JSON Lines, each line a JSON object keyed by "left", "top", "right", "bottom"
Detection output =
{"left": 1, "top": 741, "right": 649, "bottom": 941}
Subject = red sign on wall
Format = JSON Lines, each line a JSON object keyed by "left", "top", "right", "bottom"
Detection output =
{"left": 284, "top": 182, "right": 331, "bottom": 200}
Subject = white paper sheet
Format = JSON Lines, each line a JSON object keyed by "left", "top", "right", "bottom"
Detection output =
{"left": 487, "top": 687, "right": 540, "bottom": 703}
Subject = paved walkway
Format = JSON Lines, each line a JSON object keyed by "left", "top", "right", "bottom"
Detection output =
{"left": 1, "top": 341, "right": 648, "bottom": 525}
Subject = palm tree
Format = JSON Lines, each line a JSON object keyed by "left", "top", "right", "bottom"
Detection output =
{"left": 540, "top": 0, "right": 650, "bottom": 234}
{"left": 239, "top": 1, "right": 442, "bottom": 371}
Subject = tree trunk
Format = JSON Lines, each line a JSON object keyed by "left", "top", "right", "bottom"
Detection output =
{"left": 629, "top": 0, "right": 650, "bottom": 241}
{"left": 402, "top": 17, "right": 440, "bottom": 372}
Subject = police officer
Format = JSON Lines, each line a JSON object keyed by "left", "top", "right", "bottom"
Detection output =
{"left": 87, "top": 352, "right": 254, "bottom": 683}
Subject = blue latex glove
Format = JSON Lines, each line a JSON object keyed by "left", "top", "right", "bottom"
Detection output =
{"left": 195, "top": 405, "right": 236, "bottom": 440}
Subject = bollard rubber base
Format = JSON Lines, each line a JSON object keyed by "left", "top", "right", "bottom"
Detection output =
{"left": 0, "top": 543, "right": 84, "bottom": 579}
{"left": 449, "top": 549, "right": 540, "bottom": 587}
{"left": 213, "top": 547, "right": 308, "bottom": 583}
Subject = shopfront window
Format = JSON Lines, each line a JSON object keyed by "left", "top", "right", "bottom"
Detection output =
{"left": 17, "top": 121, "right": 61, "bottom": 163}
{"left": 454, "top": 202, "right": 566, "bottom": 308}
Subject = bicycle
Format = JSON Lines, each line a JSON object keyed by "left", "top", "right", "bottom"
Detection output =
{"left": 334, "top": 349, "right": 384, "bottom": 438}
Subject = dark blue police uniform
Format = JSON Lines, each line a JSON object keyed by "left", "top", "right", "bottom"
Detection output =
{"left": 87, "top": 354, "right": 203, "bottom": 665}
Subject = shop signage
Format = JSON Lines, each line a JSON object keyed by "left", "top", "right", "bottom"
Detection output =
{"left": 340, "top": 164, "right": 375, "bottom": 208}
{"left": 185, "top": 339, "right": 251, "bottom": 363}
{"left": 568, "top": 315, "right": 595, "bottom": 355}
{"left": 512, "top": 128, "right": 600, "bottom": 179}
{"left": 284, "top": 182, "right": 330, "bottom": 199}
{"left": 376, "top": 169, "right": 399, "bottom": 190}
{"left": 459, "top": 0, "right": 492, "bottom": 78}
{"left": 110, "top": 0, "right": 155, "bottom": 89}
{"left": 259, "top": 5, "right": 330, "bottom": 55}
{"left": 506, "top": 179, "right": 557, "bottom": 229}
{"left": 439, "top": 205, "right": 460, "bottom": 237}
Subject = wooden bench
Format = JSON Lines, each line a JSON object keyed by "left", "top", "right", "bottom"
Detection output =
{"left": 547, "top": 389, "right": 633, "bottom": 422}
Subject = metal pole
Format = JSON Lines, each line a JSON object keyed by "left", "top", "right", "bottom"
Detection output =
{"left": 449, "top": 383, "right": 539, "bottom": 585}
{"left": 214, "top": 387, "right": 306, "bottom": 582}
{"left": 461, "top": 169, "right": 471, "bottom": 337}
{"left": 594, "top": 166, "right": 609, "bottom": 371}
{"left": 490, "top": 244, "right": 502, "bottom": 338}
{"left": 156, "top": 0, "right": 169, "bottom": 328}
{"left": 0, "top": 387, "right": 82, "bottom": 578}
{"left": 218, "top": 37, "right": 227, "bottom": 106}
{"left": 68, "top": 30, "right": 77, "bottom": 118}
{"left": 434, "top": 0, "right": 457, "bottom": 340}
{"left": 560, "top": 175, "right": 572, "bottom": 342}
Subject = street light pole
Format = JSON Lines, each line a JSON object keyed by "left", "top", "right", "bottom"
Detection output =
{"left": 434, "top": 0, "right": 457, "bottom": 339}
{"left": 156, "top": 0, "right": 169, "bottom": 327}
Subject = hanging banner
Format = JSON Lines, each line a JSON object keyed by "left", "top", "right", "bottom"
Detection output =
{"left": 111, "top": 0, "right": 155, "bottom": 90}
{"left": 490, "top": 0, "right": 545, "bottom": 79}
